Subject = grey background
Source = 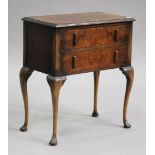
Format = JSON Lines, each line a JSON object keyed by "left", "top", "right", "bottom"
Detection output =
{"left": 8, "top": 0, "right": 146, "bottom": 155}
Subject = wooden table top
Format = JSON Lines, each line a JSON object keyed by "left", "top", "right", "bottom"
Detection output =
{"left": 22, "top": 12, "right": 135, "bottom": 28}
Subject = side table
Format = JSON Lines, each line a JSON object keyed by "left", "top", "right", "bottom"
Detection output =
{"left": 19, "top": 12, "right": 135, "bottom": 146}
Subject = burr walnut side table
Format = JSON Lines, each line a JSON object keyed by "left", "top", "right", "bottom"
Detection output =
{"left": 19, "top": 12, "right": 135, "bottom": 146}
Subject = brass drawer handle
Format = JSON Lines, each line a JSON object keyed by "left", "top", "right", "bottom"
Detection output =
{"left": 73, "top": 32, "right": 77, "bottom": 46}
{"left": 72, "top": 56, "right": 77, "bottom": 68}
{"left": 113, "top": 51, "right": 119, "bottom": 64}
{"left": 114, "top": 29, "right": 119, "bottom": 41}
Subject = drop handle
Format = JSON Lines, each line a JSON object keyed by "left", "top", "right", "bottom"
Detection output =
{"left": 113, "top": 51, "right": 119, "bottom": 64}
{"left": 73, "top": 32, "right": 77, "bottom": 46}
{"left": 114, "top": 29, "right": 119, "bottom": 41}
{"left": 72, "top": 56, "right": 77, "bottom": 68}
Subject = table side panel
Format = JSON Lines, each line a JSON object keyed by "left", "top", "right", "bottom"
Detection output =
{"left": 24, "top": 22, "right": 54, "bottom": 74}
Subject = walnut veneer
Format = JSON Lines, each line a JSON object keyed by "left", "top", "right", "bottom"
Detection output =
{"left": 19, "top": 12, "right": 135, "bottom": 146}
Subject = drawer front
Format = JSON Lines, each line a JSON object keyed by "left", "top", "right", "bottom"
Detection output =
{"left": 62, "top": 45, "right": 128, "bottom": 74}
{"left": 61, "top": 24, "right": 129, "bottom": 51}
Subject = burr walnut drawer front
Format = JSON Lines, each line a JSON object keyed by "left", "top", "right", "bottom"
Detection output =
{"left": 61, "top": 24, "right": 129, "bottom": 51}
{"left": 62, "top": 45, "right": 128, "bottom": 74}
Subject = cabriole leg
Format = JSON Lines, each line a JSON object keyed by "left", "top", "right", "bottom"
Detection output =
{"left": 19, "top": 67, "right": 33, "bottom": 132}
{"left": 47, "top": 75, "right": 66, "bottom": 146}
{"left": 120, "top": 66, "right": 134, "bottom": 128}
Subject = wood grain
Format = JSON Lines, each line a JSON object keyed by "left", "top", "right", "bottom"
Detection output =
{"left": 61, "top": 23, "right": 129, "bottom": 50}
{"left": 62, "top": 45, "right": 128, "bottom": 75}
{"left": 22, "top": 12, "right": 135, "bottom": 28}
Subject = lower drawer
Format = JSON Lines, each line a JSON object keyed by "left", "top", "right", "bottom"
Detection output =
{"left": 62, "top": 45, "right": 128, "bottom": 74}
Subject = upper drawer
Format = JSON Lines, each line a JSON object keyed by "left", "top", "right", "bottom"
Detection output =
{"left": 61, "top": 23, "right": 130, "bottom": 50}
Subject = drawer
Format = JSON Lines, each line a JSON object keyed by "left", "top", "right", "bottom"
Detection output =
{"left": 61, "top": 24, "right": 129, "bottom": 51}
{"left": 62, "top": 45, "right": 128, "bottom": 74}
